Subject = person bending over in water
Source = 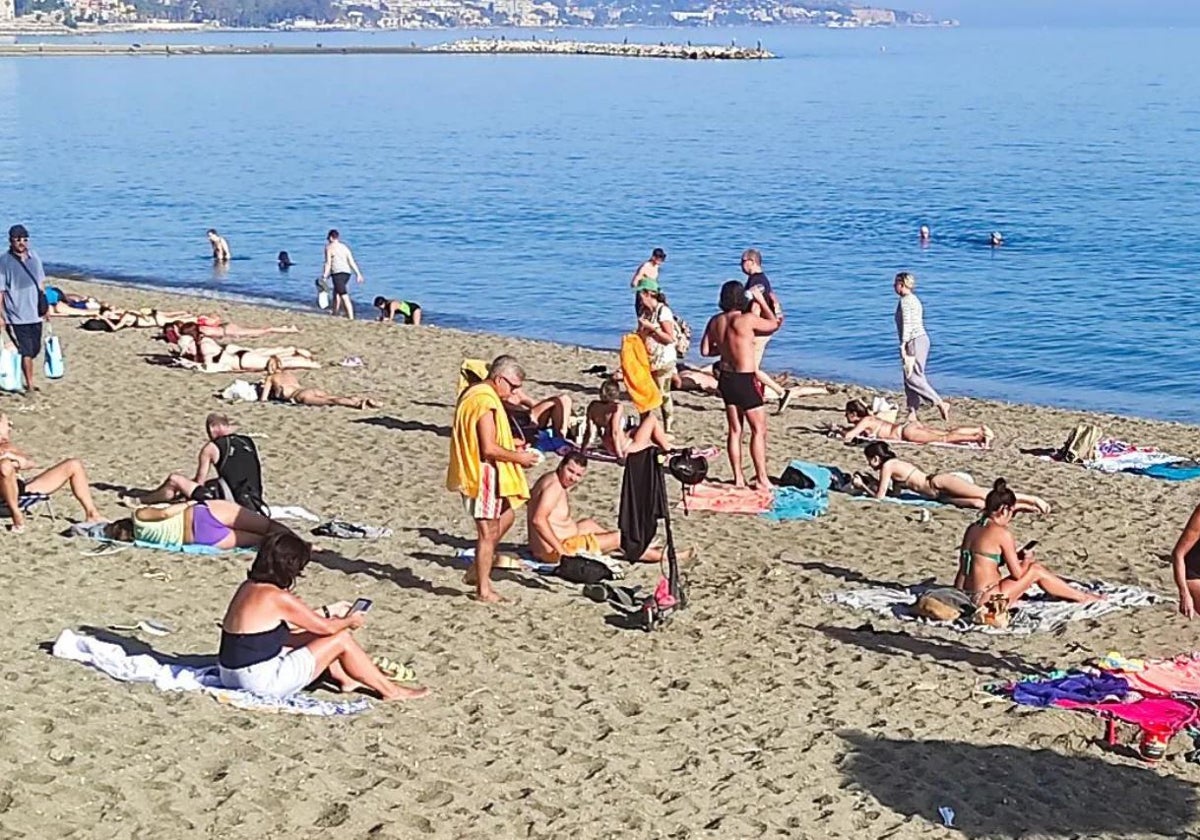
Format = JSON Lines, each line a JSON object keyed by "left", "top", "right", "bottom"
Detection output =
{"left": 374, "top": 296, "right": 422, "bottom": 325}
{"left": 104, "top": 498, "right": 292, "bottom": 550}
{"left": 860, "top": 441, "right": 1051, "bottom": 514}
{"left": 842, "top": 400, "right": 993, "bottom": 447}
{"left": 260, "top": 356, "right": 379, "bottom": 409}
{"left": 955, "top": 479, "right": 1099, "bottom": 606}
{"left": 584, "top": 377, "right": 670, "bottom": 461}
{"left": 527, "top": 451, "right": 687, "bottom": 564}
{"left": 207, "top": 229, "right": 231, "bottom": 262}
{"left": 0, "top": 414, "right": 105, "bottom": 531}
{"left": 219, "top": 533, "right": 429, "bottom": 701}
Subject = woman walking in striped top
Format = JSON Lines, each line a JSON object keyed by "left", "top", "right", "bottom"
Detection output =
{"left": 894, "top": 271, "right": 949, "bottom": 422}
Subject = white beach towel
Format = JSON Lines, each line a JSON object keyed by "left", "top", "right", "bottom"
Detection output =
{"left": 263, "top": 504, "right": 321, "bottom": 523}
{"left": 52, "top": 629, "right": 369, "bottom": 716}
{"left": 825, "top": 580, "right": 1161, "bottom": 635}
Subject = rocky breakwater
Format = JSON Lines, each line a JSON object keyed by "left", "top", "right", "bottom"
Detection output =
{"left": 430, "top": 38, "right": 773, "bottom": 60}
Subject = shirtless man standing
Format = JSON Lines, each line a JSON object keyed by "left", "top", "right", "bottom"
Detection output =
{"left": 321, "top": 229, "right": 365, "bottom": 320}
{"left": 630, "top": 248, "right": 666, "bottom": 290}
{"left": 207, "top": 229, "right": 231, "bottom": 262}
{"left": 701, "top": 280, "right": 781, "bottom": 488}
{"left": 527, "top": 451, "right": 679, "bottom": 564}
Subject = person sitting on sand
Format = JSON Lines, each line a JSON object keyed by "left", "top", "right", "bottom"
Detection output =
{"left": 219, "top": 533, "right": 429, "bottom": 701}
{"left": 1168, "top": 501, "right": 1200, "bottom": 619}
{"left": 583, "top": 378, "right": 670, "bottom": 461}
{"left": 859, "top": 441, "right": 1051, "bottom": 514}
{"left": 374, "top": 296, "right": 422, "bottom": 326}
{"left": 955, "top": 479, "right": 1099, "bottom": 606}
{"left": 104, "top": 498, "right": 292, "bottom": 550}
{"left": 259, "top": 356, "right": 379, "bottom": 410}
{"left": 528, "top": 451, "right": 684, "bottom": 564}
{"left": 172, "top": 327, "right": 318, "bottom": 373}
{"left": 45, "top": 286, "right": 103, "bottom": 316}
{"left": 133, "top": 413, "right": 266, "bottom": 513}
{"left": 842, "top": 399, "right": 994, "bottom": 447}
{"left": 506, "top": 385, "right": 572, "bottom": 440}
{"left": 162, "top": 320, "right": 298, "bottom": 343}
{"left": 0, "top": 414, "right": 105, "bottom": 532}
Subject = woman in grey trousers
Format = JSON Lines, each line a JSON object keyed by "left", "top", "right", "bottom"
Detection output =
{"left": 894, "top": 271, "right": 950, "bottom": 422}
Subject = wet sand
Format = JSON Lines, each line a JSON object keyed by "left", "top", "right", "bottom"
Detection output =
{"left": 2, "top": 278, "right": 1198, "bottom": 839}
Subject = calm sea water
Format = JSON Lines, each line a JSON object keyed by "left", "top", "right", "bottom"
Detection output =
{"left": 2, "top": 25, "right": 1200, "bottom": 420}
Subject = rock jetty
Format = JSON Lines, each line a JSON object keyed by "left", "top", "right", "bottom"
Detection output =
{"left": 0, "top": 38, "right": 772, "bottom": 61}
{"left": 429, "top": 38, "right": 773, "bottom": 60}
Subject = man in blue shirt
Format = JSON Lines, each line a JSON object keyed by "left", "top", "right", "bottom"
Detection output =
{"left": 741, "top": 248, "right": 794, "bottom": 413}
{"left": 0, "top": 224, "right": 46, "bottom": 392}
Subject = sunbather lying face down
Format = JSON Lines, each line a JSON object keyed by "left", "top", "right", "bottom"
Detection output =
{"left": 259, "top": 356, "right": 379, "bottom": 409}
{"left": 104, "top": 499, "right": 293, "bottom": 549}
{"left": 954, "top": 479, "right": 1100, "bottom": 607}
{"left": 861, "top": 441, "right": 1051, "bottom": 514}
{"left": 93, "top": 307, "right": 196, "bottom": 331}
{"left": 173, "top": 334, "right": 318, "bottom": 373}
{"left": 45, "top": 286, "right": 103, "bottom": 316}
{"left": 842, "top": 400, "right": 994, "bottom": 447}
{"left": 162, "top": 320, "right": 299, "bottom": 343}
{"left": 219, "top": 533, "right": 429, "bottom": 702}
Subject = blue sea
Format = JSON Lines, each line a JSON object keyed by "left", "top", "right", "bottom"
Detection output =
{"left": 2, "top": 25, "right": 1199, "bottom": 420}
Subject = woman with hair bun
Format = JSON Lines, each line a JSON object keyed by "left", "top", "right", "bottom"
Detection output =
{"left": 860, "top": 442, "right": 1051, "bottom": 514}
{"left": 954, "top": 479, "right": 1100, "bottom": 605}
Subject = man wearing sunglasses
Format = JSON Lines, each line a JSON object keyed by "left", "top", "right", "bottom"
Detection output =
{"left": 0, "top": 224, "right": 46, "bottom": 393}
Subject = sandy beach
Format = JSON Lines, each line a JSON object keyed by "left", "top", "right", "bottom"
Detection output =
{"left": 2, "top": 278, "right": 1199, "bottom": 839}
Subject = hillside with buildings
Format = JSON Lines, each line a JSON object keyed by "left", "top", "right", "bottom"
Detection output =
{"left": 2, "top": 0, "right": 953, "bottom": 30}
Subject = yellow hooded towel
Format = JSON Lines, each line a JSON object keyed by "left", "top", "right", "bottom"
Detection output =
{"left": 619, "top": 333, "right": 663, "bottom": 415}
{"left": 447, "top": 381, "right": 530, "bottom": 507}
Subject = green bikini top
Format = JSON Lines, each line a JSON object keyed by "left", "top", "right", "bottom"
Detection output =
{"left": 960, "top": 517, "right": 1004, "bottom": 574}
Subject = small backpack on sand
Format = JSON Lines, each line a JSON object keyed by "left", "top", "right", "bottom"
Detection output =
{"left": 1059, "top": 423, "right": 1103, "bottom": 464}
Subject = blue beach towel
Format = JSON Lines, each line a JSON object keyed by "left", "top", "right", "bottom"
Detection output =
{"left": 763, "top": 460, "right": 830, "bottom": 521}
{"left": 1131, "top": 462, "right": 1200, "bottom": 482}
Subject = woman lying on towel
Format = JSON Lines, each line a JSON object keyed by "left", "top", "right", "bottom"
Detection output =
{"left": 956, "top": 479, "right": 1099, "bottom": 605}
{"left": 104, "top": 499, "right": 291, "bottom": 549}
{"left": 45, "top": 286, "right": 104, "bottom": 316}
{"left": 162, "top": 320, "right": 299, "bottom": 343}
{"left": 172, "top": 326, "right": 318, "bottom": 373}
{"left": 219, "top": 533, "right": 429, "bottom": 701}
{"left": 842, "top": 400, "right": 994, "bottom": 448}
{"left": 259, "top": 356, "right": 379, "bottom": 409}
{"left": 83, "top": 306, "right": 198, "bottom": 332}
{"left": 861, "top": 442, "right": 1051, "bottom": 514}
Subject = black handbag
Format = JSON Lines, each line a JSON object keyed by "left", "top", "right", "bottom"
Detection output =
{"left": 556, "top": 555, "right": 615, "bottom": 585}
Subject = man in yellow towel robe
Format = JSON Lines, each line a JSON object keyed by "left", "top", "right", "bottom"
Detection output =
{"left": 447, "top": 355, "right": 539, "bottom": 603}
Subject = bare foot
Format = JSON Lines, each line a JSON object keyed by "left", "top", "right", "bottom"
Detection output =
{"left": 359, "top": 398, "right": 380, "bottom": 409}
{"left": 470, "top": 589, "right": 507, "bottom": 605}
{"left": 337, "top": 678, "right": 366, "bottom": 694}
{"left": 83, "top": 512, "right": 107, "bottom": 524}
{"left": 381, "top": 684, "right": 431, "bottom": 702}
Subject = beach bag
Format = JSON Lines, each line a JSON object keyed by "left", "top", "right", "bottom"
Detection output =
{"left": 556, "top": 555, "right": 622, "bottom": 585}
{"left": 1060, "top": 423, "right": 1103, "bottom": 464}
{"left": 0, "top": 343, "right": 20, "bottom": 392}
{"left": 43, "top": 327, "right": 64, "bottom": 379}
{"left": 315, "top": 277, "right": 330, "bottom": 310}
{"left": 914, "top": 588, "right": 972, "bottom": 622}
{"left": 673, "top": 318, "right": 693, "bottom": 358}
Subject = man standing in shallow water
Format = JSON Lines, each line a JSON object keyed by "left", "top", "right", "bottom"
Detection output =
{"left": 321, "top": 229, "right": 365, "bottom": 320}
{"left": 207, "top": 229, "right": 231, "bottom": 262}
{"left": 701, "top": 281, "right": 781, "bottom": 489}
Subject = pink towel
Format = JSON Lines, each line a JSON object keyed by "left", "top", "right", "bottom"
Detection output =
{"left": 1123, "top": 655, "right": 1200, "bottom": 697}
{"left": 680, "top": 481, "right": 772, "bottom": 515}
{"left": 1056, "top": 697, "right": 1198, "bottom": 734}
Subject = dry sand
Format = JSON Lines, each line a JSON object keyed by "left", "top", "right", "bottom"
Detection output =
{"left": 2, "top": 279, "right": 1199, "bottom": 839}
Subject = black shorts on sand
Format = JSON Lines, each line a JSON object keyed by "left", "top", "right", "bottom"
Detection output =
{"left": 717, "top": 370, "right": 764, "bottom": 411}
{"left": 6, "top": 322, "right": 42, "bottom": 359}
{"left": 331, "top": 272, "right": 352, "bottom": 296}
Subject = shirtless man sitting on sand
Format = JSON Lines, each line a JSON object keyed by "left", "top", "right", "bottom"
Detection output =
{"left": 584, "top": 378, "right": 670, "bottom": 461}
{"left": 700, "top": 281, "right": 781, "bottom": 488}
{"left": 259, "top": 356, "right": 380, "bottom": 409}
{"left": 527, "top": 451, "right": 685, "bottom": 564}
{"left": 0, "top": 414, "right": 105, "bottom": 532}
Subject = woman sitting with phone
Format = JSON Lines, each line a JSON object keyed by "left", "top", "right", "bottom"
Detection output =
{"left": 218, "top": 533, "right": 430, "bottom": 701}
{"left": 955, "top": 479, "right": 1100, "bottom": 606}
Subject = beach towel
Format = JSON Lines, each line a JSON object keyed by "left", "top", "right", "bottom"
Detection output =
{"left": 447, "top": 381, "right": 529, "bottom": 506}
{"left": 763, "top": 460, "right": 830, "bottom": 521}
{"left": 1131, "top": 462, "right": 1200, "bottom": 482}
{"left": 66, "top": 523, "right": 253, "bottom": 556}
{"left": 825, "top": 580, "right": 1160, "bottom": 635}
{"left": 1122, "top": 655, "right": 1200, "bottom": 698}
{"left": 453, "top": 547, "right": 559, "bottom": 575}
{"left": 263, "top": 504, "right": 321, "bottom": 523}
{"left": 51, "top": 629, "right": 369, "bottom": 716}
{"left": 681, "top": 482, "right": 773, "bottom": 515}
{"left": 619, "top": 333, "right": 662, "bottom": 415}
{"left": 1056, "top": 697, "right": 1199, "bottom": 735}
{"left": 1010, "top": 671, "right": 1129, "bottom": 707}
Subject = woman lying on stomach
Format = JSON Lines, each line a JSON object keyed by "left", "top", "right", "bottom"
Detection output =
{"left": 259, "top": 356, "right": 379, "bottom": 409}
{"left": 955, "top": 479, "right": 1100, "bottom": 606}
{"left": 172, "top": 325, "right": 318, "bottom": 373}
{"left": 841, "top": 399, "right": 993, "bottom": 447}
{"left": 104, "top": 499, "right": 290, "bottom": 549}
{"left": 860, "top": 441, "right": 1051, "bottom": 514}
{"left": 219, "top": 533, "right": 429, "bottom": 701}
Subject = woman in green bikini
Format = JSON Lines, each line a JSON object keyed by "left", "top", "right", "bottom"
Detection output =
{"left": 955, "top": 478, "right": 1100, "bottom": 606}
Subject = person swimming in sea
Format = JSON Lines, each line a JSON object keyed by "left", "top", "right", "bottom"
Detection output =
{"left": 277, "top": 251, "right": 294, "bottom": 271}
{"left": 990, "top": 231, "right": 1004, "bottom": 247}
{"left": 919, "top": 225, "right": 931, "bottom": 245}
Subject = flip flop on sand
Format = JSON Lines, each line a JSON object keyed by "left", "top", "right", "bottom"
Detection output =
{"left": 372, "top": 657, "right": 417, "bottom": 683}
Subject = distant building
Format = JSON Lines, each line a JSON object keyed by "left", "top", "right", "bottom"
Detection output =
{"left": 0, "top": 0, "right": 14, "bottom": 21}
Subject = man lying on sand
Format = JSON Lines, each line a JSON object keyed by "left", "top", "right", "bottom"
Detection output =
{"left": 527, "top": 451, "right": 686, "bottom": 564}
{"left": 0, "top": 414, "right": 106, "bottom": 532}
{"left": 131, "top": 413, "right": 265, "bottom": 513}
{"left": 584, "top": 378, "right": 670, "bottom": 462}
{"left": 858, "top": 441, "right": 1051, "bottom": 514}
{"left": 259, "top": 356, "right": 379, "bottom": 409}
{"left": 842, "top": 399, "right": 993, "bottom": 447}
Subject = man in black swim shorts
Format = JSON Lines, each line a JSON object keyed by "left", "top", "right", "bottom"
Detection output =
{"left": 321, "top": 229, "right": 365, "bottom": 320}
{"left": 700, "top": 280, "right": 782, "bottom": 489}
